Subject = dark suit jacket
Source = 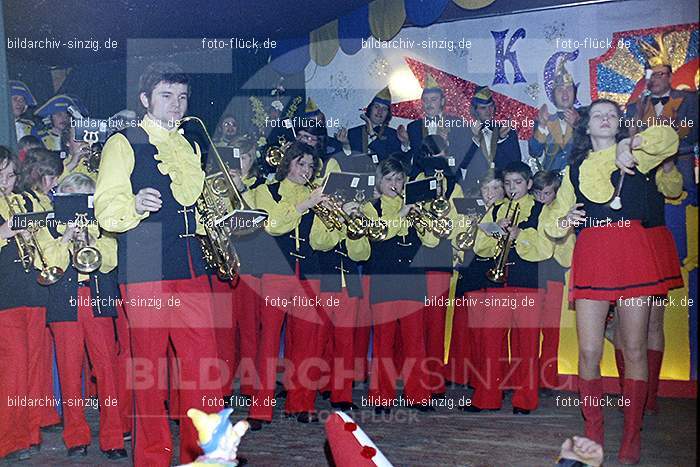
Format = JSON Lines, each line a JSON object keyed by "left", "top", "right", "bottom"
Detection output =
{"left": 406, "top": 114, "right": 471, "bottom": 173}
{"left": 347, "top": 124, "right": 404, "bottom": 163}
{"left": 460, "top": 126, "right": 522, "bottom": 193}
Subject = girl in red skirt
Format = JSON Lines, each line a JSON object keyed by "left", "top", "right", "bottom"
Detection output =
{"left": 612, "top": 156, "right": 684, "bottom": 414}
{"left": 545, "top": 99, "right": 679, "bottom": 464}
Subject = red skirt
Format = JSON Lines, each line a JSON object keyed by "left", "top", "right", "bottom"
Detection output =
{"left": 646, "top": 226, "right": 684, "bottom": 291}
{"left": 570, "top": 221, "right": 667, "bottom": 302}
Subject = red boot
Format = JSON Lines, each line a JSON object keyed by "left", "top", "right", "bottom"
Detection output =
{"left": 645, "top": 350, "right": 663, "bottom": 415}
{"left": 578, "top": 378, "right": 604, "bottom": 446}
{"left": 619, "top": 379, "right": 647, "bottom": 464}
{"left": 614, "top": 349, "right": 625, "bottom": 392}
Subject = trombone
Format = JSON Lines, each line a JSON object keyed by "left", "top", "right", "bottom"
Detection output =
{"left": 486, "top": 195, "right": 520, "bottom": 284}
{"left": 2, "top": 192, "right": 64, "bottom": 285}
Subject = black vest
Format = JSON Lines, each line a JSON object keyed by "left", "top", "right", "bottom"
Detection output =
{"left": 317, "top": 240, "right": 362, "bottom": 297}
{"left": 456, "top": 251, "right": 498, "bottom": 296}
{"left": 265, "top": 182, "right": 320, "bottom": 280}
{"left": 367, "top": 200, "right": 426, "bottom": 304}
{"left": 570, "top": 158, "right": 653, "bottom": 235}
{"left": 410, "top": 174, "right": 458, "bottom": 272}
{"left": 234, "top": 177, "right": 275, "bottom": 277}
{"left": 0, "top": 194, "right": 49, "bottom": 310}
{"left": 643, "top": 167, "right": 666, "bottom": 228}
{"left": 114, "top": 127, "right": 208, "bottom": 284}
{"left": 46, "top": 267, "right": 120, "bottom": 323}
{"left": 490, "top": 199, "right": 544, "bottom": 289}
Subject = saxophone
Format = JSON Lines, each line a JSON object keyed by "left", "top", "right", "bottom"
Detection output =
{"left": 179, "top": 116, "right": 261, "bottom": 281}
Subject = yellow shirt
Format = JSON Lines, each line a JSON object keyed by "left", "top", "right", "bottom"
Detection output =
{"left": 543, "top": 125, "right": 680, "bottom": 239}
{"left": 94, "top": 115, "right": 205, "bottom": 234}
{"left": 474, "top": 194, "right": 554, "bottom": 262}
{"left": 363, "top": 194, "right": 439, "bottom": 248}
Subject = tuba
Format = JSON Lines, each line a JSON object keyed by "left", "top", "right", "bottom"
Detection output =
{"left": 71, "top": 213, "right": 102, "bottom": 273}
{"left": 2, "top": 192, "right": 64, "bottom": 285}
{"left": 486, "top": 197, "right": 520, "bottom": 284}
{"left": 179, "top": 116, "right": 261, "bottom": 281}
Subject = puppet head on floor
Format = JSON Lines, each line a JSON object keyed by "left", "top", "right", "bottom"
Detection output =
{"left": 180, "top": 407, "right": 249, "bottom": 466}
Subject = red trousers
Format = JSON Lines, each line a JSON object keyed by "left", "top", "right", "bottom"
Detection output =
{"left": 319, "top": 290, "right": 359, "bottom": 404}
{"left": 471, "top": 288, "right": 543, "bottom": 410}
{"left": 211, "top": 277, "right": 235, "bottom": 395}
{"left": 232, "top": 275, "right": 261, "bottom": 396}
{"left": 424, "top": 271, "right": 451, "bottom": 393}
{"left": 49, "top": 287, "right": 123, "bottom": 450}
{"left": 540, "top": 280, "right": 564, "bottom": 389}
{"left": 120, "top": 275, "right": 223, "bottom": 467}
{"left": 369, "top": 301, "right": 430, "bottom": 404}
{"left": 114, "top": 303, "right": 132, "bottom": 433}
{"left": 0, "top": 307, "right": 47, "bottom": 457}
{"left": 354, "top": 276, "right": 372, "bottom": 382}
{"left": 249, "top": 273, "right": 324, "bottom": 421}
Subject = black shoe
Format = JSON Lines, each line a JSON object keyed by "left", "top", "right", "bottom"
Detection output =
{"left": 67, "top": 445, "right": 88, "bottom": 457}
{"left": 374, "top": 406, "right": 391, "bottom": 415}
{"left": 246, "top": 418, "right": 269, "bottom": 431}
{"left": 460, "top": 405, "right": 499, "bottom": 413}
{"left": 320, "top": 391, "right": 331, "bottom": 400}
{"left": 123, "top": 432, "right": 132, "bottom": 442}
{"left": 512, "top": 407, "right": 531, "bottom": 415}
{"left": 330, "top": 401, "right": 359, "bottom": 411}
{"left": 102, "top": 448, "right": 128, "bottom": 460}
{"left": 296, "top": 412, "right": 319, "bottom": 423}
{"left": 2, "top": 448, "right": 32, "bottom": 461}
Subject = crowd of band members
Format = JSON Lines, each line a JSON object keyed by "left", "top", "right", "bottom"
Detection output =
{"left": 0, "top": 51, "right": 696, "bottom": 466}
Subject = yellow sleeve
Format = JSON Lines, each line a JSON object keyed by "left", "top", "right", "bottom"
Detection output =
{"left": 96, "top": 230, "right": 118, "bottom": 274}
{"left": 347, "top": 236, "right": 370, "bottom": 262}
{"left": 37, "top": 227, "right": 70, "bottom": 272}
{"left": 655, "top": 165, "right": 683, "bottom": 199}
{"left": 446, "top": 182, "right": 465, "bottom": 242}
{"left": 321, "top": 158, "right": 341, "bottom": 179}
{"left": 94, "top": 134, "right": 149, "bottom": 233}
{"left": 474, "top": 207, "right": 498, "bottom": 258}
{"left": 634, "top": 125, "right": 680, "bottom": 174}
{"left": 310, "top": 215, "right": 340, "bottom": 251}
{"left": 515, "top": 211, "right": 554, "bottom": 262}
{"left": 418, "top": 229, "right": 439, "bottom": 248}
{"left": 257, "top": 186, "right": 303, "bottom": 236}
{"left": 542, "top": 166, "right": 576, "bottom": 239}
{"left": 553, "top": 232, "right": 575, "bottom": 268}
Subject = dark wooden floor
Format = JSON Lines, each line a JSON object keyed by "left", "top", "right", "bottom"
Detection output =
{"left": 15, "top": 385, "right": 697, "bottom": 466}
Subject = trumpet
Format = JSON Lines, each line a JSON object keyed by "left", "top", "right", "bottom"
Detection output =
{"left": 303, "top": 176, "right": 345, "bottom": 232}
{"left": 2, "top": 192, "right": 64, "bottom": 285}
{"left": 390, "top": 187, "right": 451, "bottom": 239}
{"left": 486, "top": 196, "right": 520, "bottom": 284}
{"left": 71, "top": 213, "right": 102, "bottom": 274}
{"left": 428, "top": 170, "right": 450, "bottom": 218}
{"left": 265, "top": 135, "right": 292, "bottom": 168}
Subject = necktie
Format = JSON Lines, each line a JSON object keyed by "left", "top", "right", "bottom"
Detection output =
{"left": 651, "top": 96, "right": 669, "bottom": 106}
